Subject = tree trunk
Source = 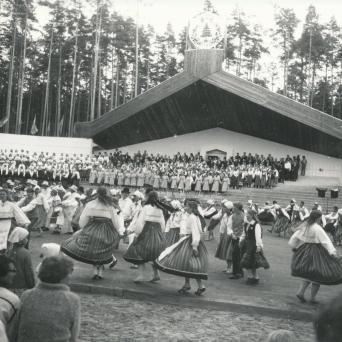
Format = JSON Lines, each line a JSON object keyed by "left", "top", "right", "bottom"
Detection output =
{"left": 4, "top": 0, "right": 19, "bottom": 133}
{"left": 323, "top": 64, "right": 328, "bottom": 112}
{"left": 68, "top": 16, "right": 79, "bottom": 137}
{"left": 115, "top": 60, "right": 119, "bottom": 108}
{"left": 42, "top": 26, "right": 54, "bottom": 136}
{"left": 97, "top": 52, "right": 101, "bottom": 118}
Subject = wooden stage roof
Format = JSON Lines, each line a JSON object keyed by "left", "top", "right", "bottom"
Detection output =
{"left": 75, "top": 50, "right": 342, "bottom": 159}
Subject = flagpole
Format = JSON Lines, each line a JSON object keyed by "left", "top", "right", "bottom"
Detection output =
{"left": 134, "top": 0, "right": 139, "bottom": 98}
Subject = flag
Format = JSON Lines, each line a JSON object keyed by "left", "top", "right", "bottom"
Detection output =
{"left": 59, "top": 116, "right": 64, "bottom": 136}
{"left": 31, "top": 116, "right": 38, "bottom": 135}
{"left": 0, "top": 116, "right": 8, "bottom": 128}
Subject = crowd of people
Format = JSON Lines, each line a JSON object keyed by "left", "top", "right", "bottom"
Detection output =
{"left": 0, "top": 148, "right": 308, "bottom": 194}
{"left": 0, "top": 180, "right": 341, "bottom": 341}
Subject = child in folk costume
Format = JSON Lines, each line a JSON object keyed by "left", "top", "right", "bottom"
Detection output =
{"left": 239, "top": 209, "right": 270, "bottom": 285}
{"left": 215, "top": 201, "right": 234, "bottom": 274}
{"left": 61, "top": 187, "right": 124, "bottom": 280}
{"left": 46, "top": 189, "right": 64, "bottom": 233}
{"left": 123, "top": 191, "right": 166, "bottom": 283}
{"left": 164, "top": 200, "right": 183, "bottom": 247}
{"left": 155, "top": 200, "right": 208, "bottom": 295}
{"left": 290, "top": 210, "right": 342, "bottom": 304}
{"left": 7, "top": 227, "right": 35, "bottom": 297}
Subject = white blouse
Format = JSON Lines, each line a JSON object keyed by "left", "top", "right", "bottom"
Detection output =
{"left": 180, "top": 213, "right": 202, "bottom": 248}
{"left": 0, "top": 201, "right": 30, "bottom": 223}
{"left": 79, "top": 199, "right": 124, "bottom": 235}
{"left": 165, "top": 211, "right": 183, "bottom": 232}
{"left": 289, "top": 223, "right": 336, "bottom": 255}
{"left": 133, "top": 205, "right": 165, "bottom": 237}
{"left": 240, "top": 220, "right": 263, "bottom": 248}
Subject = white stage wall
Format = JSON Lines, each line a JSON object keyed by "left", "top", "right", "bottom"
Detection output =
{"left": 0, "top": 133, "right": 93, "bottom": 157}
{"left": 101, "top": 128, "right": 342, "bottom": 178}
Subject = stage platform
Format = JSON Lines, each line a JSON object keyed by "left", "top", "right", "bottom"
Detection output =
{"left": 29, "top": 220, "right": 342, "bottom": 321}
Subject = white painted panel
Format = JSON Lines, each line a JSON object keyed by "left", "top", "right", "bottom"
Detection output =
{"left": 0, "top": 133, "right": 93, "bottom": 157}
{"left": 99, "top": 128, "right": 342, "bottom": 178}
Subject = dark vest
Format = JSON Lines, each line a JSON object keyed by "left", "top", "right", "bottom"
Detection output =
{"left": 244, "top": 221, "right": 261, "bottom": 241}
{"left": 23, "top": 197, "right": 38, "bottom": 219}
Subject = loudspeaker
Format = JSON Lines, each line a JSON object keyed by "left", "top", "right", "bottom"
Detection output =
{"left": 316, "top": 188, "right": 327, "bottom": 198}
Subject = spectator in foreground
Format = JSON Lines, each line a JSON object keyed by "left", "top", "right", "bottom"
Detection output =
{"left": 266, "top": 330, "right": 295, "bottom": 342}
{"left": 314, "top": 294, "right": 342, "bottom": 342}
{"left": 0, "top": 254, "right": 20, "bottom": 339}
{"left": 8, "top": 255, "right": 80, "bottom": 342}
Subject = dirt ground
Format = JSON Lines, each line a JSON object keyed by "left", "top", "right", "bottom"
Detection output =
{"left": 77, "top": 293, "right": 316, "bottom": 342}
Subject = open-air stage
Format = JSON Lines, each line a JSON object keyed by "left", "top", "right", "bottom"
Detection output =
{"left": 29, "top": 176, "right": 342, "bottom": 322}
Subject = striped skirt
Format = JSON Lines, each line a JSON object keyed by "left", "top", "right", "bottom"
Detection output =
{"left": 240, "top": 239, "right": 270, "bottom": 270}
{"left": 273, "top": 216, "right": 289, "bottom": 233}
{"left": 334, "top": 224, "right": 342, "bottom": 243}
{"left": 215, "top": 233, "right": 232, "bottom": 261}
{"left": 291, "top": 243, "right": 342, "bottom": 285}
{"left": 155, "top": 235, "right": 208, "bottom": 280}
{"left": 34, "top": 204, "right": 47, "bottom": 228}
{"left": 61, "top": 217, "right": 119, "bottom": 265}
{"left": 165, "top": 228, "right": 180, "bottom": 248}
{"left": 123, "top": 221, "right": 166, "bottom": 264}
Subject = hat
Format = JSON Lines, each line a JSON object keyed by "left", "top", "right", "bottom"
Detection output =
{"left": 31, "top": 180, "right": 38, "bottom": 186}
{"left": 221, "top": 199, "right": 228, "bottom": 204}
{"left": 42, "top": 181, "right": 49, "bottom": 186}
{"left": 122, "top": 187, "right": 130, "bottom": 194}
{"left": 247, "top": 200, "right": 252, "bottom": 205}
{"left": 34, "top": 185, "right": 40, "bottom": 190}
{"left": 69, "top": 185, "right": 78, "bottom": 192}
{"left": 132, "top": 191, "right": 144, "bottom": 200}
{"left": 8, "top": 227, "right": 29, "bottom": 244}
{"left": 265, "top": 201, "right": 269, "bottom": 205}
{"left": 224, "top": 201, "right": 234, "bottom": 209}
{"left": 207, "top": 199, "right": 215, "bottom": 205}
{"left": 290, "top": 199, "right": 296, "bottom": 203}
{"left": 6, "top": 180, "right": 11, "bottom": 184}
{"left": 314, "top": 202, "right": 319, "bottom": 205}
{"left": 171, "top": 200, "right": 181, "bottom": 210}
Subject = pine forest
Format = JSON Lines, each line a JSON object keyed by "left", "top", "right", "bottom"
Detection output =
{"left": 1, "top": 0, "right": 342, "bottom": 136}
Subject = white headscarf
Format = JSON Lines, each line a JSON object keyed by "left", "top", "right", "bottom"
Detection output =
{"left": 171, "top": 200, "right": 182, "bottom": 210}
{"left": 8, "top": 227, "right": 29, "bottom": 244}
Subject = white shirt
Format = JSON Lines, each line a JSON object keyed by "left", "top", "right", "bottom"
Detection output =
{"left": 165, "top": 211, "right": 183, "bottom": 232}
{"left": 179, "top": 213, "right": 202, "bottom": 249}
{"left": 219, "top": 213, "right": 233, "bottom": 234}
{"left": 119, "top": 197, "right": 133, "bottom": 221}
{"left": 289, "top": 223, "right": 336, "bottom": 255}
{"left": 62, "top": 192, "right": 79, "bottom": 209}
{"left": 79, "top": 199, "right": 124, "bottom": 235}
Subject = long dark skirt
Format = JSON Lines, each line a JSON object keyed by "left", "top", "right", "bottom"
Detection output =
{"left": 273, "top": 216, "right": 289, "bottom": 234}
{"left": 230, "top": 175, "right": 237, "bottom": 188}
{"left": 207, "top": 218, "right": 221, "bottom": 232}
{"left": 257, "top": 212, "right": 275, "bottom": 223}
{"left": 291, "top": 243, "right": 342, "bottom": 285}
{"left": 34, "top": 205, "right": 47, "bottom": 228}
{"left": 240, "top": 239, "right": 270, "bottom": 269}
{"left": 61, "top": 217, "right": 119, "bottom": 265}
{"left": 155, "top": 236, "right": 208, "bottom": 280}
{"left": 123, "top": 221, "right": 166, "bottom": 264}
{"left": 215, "top": 233, "right": 232, "bottom": 261}
{"left": 165, "top": 228, "right": 180, "bottom": 248}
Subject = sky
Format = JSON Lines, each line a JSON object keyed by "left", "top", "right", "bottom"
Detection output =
{"left": 35, "top": 0, "right": 342, "bottom": 38}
